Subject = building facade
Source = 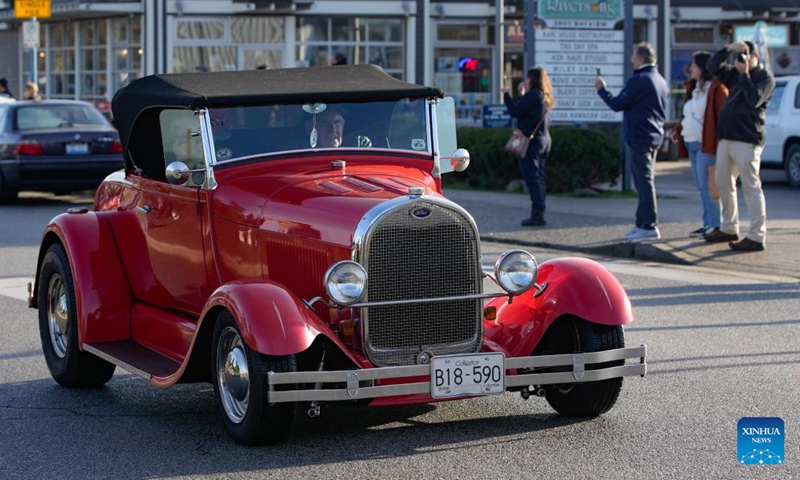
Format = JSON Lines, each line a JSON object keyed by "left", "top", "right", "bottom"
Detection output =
{"left": 1, "top": 0, "right": 799, "bottom": 122}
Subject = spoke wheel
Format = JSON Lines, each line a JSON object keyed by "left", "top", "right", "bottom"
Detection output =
{"left": 212, "top": 311, "right": 297, "bottom": 445}
{"left": 37, "top": 243, "right": 116, "bottom": 387}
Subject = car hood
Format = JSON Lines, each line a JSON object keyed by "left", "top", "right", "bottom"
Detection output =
{"left": 212, "top": 161, "right": 440, "bottom": 247}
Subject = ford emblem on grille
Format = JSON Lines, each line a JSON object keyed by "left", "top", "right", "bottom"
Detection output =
{"left": 411, "top": 207, "right": 431, "bottom": 219}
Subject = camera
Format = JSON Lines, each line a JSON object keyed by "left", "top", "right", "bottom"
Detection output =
{"left": 736, "top": 53, "right": 748, "bottom": 63}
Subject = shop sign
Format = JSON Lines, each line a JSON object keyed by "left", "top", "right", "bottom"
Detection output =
{"left": 538, "top": 0, "right": 622, "bottom": 30}
{"left": 536, "top": 28, "right": 624, "bottom": 123}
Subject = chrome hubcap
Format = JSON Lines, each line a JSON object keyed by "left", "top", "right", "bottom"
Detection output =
{"left": 47, "top": 274, "right": 69, "bottom": 358}
{"left": 217, "top": 327, "right": 250, "bottom": 424}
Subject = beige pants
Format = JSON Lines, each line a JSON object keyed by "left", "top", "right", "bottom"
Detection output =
{"left": 715, "top": 139, "right": 767, "bottom": 244}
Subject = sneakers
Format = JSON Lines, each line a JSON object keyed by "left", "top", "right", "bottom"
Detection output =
{"left": 689, "top": 226, "right": 710, "bottom": 237}
{"left": 703, "top": 228, "right": 738, "bottom": 243}
{"left": 729, "top": 238, "right": 765, "bottom": 251}
{"left": 626, "top": 227, "right": 660, "bottom": 242}
{"left": 624, "top": 226, "right": 640, "bottom": 238}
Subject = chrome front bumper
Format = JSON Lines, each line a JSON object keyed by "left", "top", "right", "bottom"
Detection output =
{"left": 266, "top": 345, "right": 647, "bottom": 404}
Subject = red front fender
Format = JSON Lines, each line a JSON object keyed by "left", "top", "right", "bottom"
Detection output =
{"left": 485, "top": 257, "right": 633, "bottom": 358}
{"left": 34, "top": 212, "right": 132, "bottom": 345}
{"left": 200, "top": 280, "right": 350, "bottom": 357}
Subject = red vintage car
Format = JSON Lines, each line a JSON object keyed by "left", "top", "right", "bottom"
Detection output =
{"left": 31, "top": 65, "right": 647, "bottom": 445}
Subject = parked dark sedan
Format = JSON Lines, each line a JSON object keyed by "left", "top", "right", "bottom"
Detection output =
{"left": 0, "top": 100, "right": 123, "bottom": 203}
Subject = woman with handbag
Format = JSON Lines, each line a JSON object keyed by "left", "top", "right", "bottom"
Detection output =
{"left": 503, "top": 67, "right": 555, "bottom": 226}
{"left": 670, "top": 51, "right": 729, "bottom": 238}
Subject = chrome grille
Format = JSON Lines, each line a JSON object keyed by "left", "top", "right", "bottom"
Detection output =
{"left": 362, "top": 200, "right": 482, "bottom": 366}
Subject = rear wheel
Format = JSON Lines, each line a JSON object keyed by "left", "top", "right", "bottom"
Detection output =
{"left": 212, "top": 311, "right": 297, "bottom": 445}
{"left": 37, "top": 244, "right": 116, "bottom": 387}
{"left": 0, "top": 170, "right": 18, "bottom": 204}
{"left": 785, "top": 144, "right": 800, "bottom": 188}
{"left": 533, "top": 317, "right": 624, "bottom": 417}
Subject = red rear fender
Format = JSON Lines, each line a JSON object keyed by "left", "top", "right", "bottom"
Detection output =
{"left": 201, "top": 281, "right": 350, "bottom": 357}
{"left": 485, "top": 257, "right": 633, "bottom": 358}
{"left": 35, "top": 212, "right": 132, "bottom": 345}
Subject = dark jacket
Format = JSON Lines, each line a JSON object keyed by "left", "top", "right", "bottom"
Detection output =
{"left": 707, "top": 47, "right": 775, "bottom": 146}
{"left": 504, "top": 89, "right": 551, "bottom": 158}
{"left": 673, "top": 77, "right": 729, "bottom": 157}
{"left": 597, "top": 65, "right": 669, "bottom": 147}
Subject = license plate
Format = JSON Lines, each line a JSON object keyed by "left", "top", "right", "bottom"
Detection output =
{"left": 66, "top": 143, "right": 89, "bottom": 155}
{"left": 430, "top": 352, "right": 505, "bottom": 399}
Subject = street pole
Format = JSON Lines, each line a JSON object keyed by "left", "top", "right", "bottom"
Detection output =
{"left": 415, "top": 0, "right": 429, "bottom": 85}
{"left": 495, "top": 0, "right": 504, "bottom": 104}
{"left": 29, "top": 17, "right": 39, "bottom": 85}
{"left": 622, "top": 0, "right": 633, "bottom": 191}
{"left": 524, "top": 0, "right": 537, "bottom": 73}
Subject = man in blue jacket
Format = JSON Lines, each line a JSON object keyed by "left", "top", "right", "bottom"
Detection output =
{"left": 596, "top": 42, "right": 669, "bottom": 242}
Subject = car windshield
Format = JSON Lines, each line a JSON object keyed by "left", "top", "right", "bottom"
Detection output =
{"left": 15, "top": 104, "right": 110, "bottom": 130}
{"left": 207, "top": 99, "right": 430, "bottom": 161}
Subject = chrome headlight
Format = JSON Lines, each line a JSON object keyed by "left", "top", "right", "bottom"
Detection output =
{"left": 324, "top": 261, "right": 367, "bottom": 306}
{"left": 494, "top": 250, "right": 538, "bottom": 294}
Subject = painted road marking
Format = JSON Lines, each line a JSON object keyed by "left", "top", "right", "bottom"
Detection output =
{"left": 0, "top": 277, "right": 32, "bottom": 302}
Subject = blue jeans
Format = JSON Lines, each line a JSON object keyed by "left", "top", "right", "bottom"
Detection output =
{"left": 685, "top": 141, "right": 721, "bottom": 229}
{"left": 626, "top": 142, "right": 658, "bottom": 230}
{"left": 518, "top": 154, "right": 547, "bottom": 208}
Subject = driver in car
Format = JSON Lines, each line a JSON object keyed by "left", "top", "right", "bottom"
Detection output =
{"left": 306, "top": 105, "right": 372, "bottom": 148}
{"left": 308, "top": 106, "right": 346, "bottom": 148}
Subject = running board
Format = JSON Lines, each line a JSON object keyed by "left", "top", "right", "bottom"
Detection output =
{"left": 84, "top": 341, "right": 181, "bottom": 381}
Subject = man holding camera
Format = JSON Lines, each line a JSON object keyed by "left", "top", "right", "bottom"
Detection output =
{"left": 705, "top": 41, "right": 774, "bottom": 251}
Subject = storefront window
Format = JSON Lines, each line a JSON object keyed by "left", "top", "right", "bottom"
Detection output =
{"left": 48, "top": 23, "right": 76, "bottom": 99}
{"left": 295, "top": 17, "right": 404, "bottom": 78}
{"left": 437, "top": 24, "right": 481, "bottom": 42}
{"left": 434, "top": 48, "right": 491, "bottom": 124}
{"left": 176, "top": 21, "right": 225, "bottom": 40}
{"left": 80, "top": 20, "right": 108, "bottom": 101}
{"left": 231, "top": 17, "right": 284, "bottom": 43}
{"left": 173, "top": 46, "right": 237, "bottom": 73}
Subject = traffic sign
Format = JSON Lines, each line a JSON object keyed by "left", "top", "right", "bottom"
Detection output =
{"left": 22, "top": 21, "right": 40, "bottom": 49}
{"left": 15, "top": 0, "right": 51, "bottom": 19}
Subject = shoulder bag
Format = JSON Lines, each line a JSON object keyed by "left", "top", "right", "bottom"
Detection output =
{"left": 504, "top": 111, "right": 548, "bottom": 158}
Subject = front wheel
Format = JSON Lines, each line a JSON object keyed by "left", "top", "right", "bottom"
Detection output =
{"left": 212, "top": 311, "right": 297, "bottom": 445}
{"left": 785, "top": 144, "right": 800, "bottom": 188}
{"left": 533, "top": 317, "right": 624, "bottom": 417}
{"left": 37, "top": 244, "right": 116, "bottom": 387}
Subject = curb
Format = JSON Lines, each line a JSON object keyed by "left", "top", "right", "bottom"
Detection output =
{"left": 480, "top": 235, "right": 692, "bottom": 266}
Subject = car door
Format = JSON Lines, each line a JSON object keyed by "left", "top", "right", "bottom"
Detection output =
{"left": 763, "top": 81, "right": 785, "bottom": 164}
{"left": 112, "top": 110, "right": 211, "bottom": 314}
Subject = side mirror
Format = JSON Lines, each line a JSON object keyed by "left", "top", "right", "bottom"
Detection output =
{"left": 165, "top": 161, "right": 205, "bottom": 185}
{"left": 440, "top": 148, "right": 470, "bottom": 172}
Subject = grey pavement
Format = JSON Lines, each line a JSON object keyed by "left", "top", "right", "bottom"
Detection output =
{"left": 445, "top": 160, "right": 800, "bottom": 283}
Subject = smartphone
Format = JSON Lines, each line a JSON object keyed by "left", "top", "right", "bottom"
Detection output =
{"left": 503, "top": 75, "right": 509, "bottom": 88}
{"left": 596, "top": 67, "right": 602, "bottom": 76}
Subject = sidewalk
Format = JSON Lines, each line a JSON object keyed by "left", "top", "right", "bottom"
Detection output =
{"left": 445, "top": 160, "right": 800, "bottom": 283}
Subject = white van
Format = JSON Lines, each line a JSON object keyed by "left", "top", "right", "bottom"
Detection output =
{"left": 763, "top": 75, "right": 800, "bottom": 187}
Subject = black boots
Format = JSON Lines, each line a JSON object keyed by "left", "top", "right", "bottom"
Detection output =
{"left": 521, "top": 205, "right": 546, "bottom": 227}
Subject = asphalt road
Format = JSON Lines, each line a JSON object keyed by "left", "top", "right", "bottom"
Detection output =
{"left": 1, "top": 195, "right": 799, "bottom": 479}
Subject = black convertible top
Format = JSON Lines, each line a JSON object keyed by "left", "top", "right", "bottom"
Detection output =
{"left": 112, "top": 64, "right": 443, "bottom": 152}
